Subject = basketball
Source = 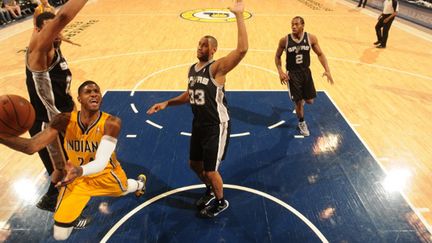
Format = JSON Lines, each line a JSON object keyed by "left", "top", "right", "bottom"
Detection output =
{"left": 0, "top": 95, "right": 35, "bottom": 136}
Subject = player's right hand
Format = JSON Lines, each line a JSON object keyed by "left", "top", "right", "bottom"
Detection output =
{"left": 228, "top": 0, "right": 244, "bottom": 15}
{"left": 279, "top": 72, "right": 289, "bottom": 85}
{"left": 51, "top": 168, "right": 66, "bottom": 184}
{"left": 55, "top": 161, "right": 82, "bottom": 187}
{"left": 146, "top": 102, "right": 168, "bottom": 115}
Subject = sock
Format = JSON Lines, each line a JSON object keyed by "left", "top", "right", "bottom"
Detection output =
{"left": 299, "top": 117, "right": 304, "bottom": 122}
{"left": 205, "top": 184, "right": 212, "bottom": 195}
{"left": 216, "top": 197, "right": 225, "bottom": 206}
{"left": 123, "top": 179, "right": 144, "bottom": 195}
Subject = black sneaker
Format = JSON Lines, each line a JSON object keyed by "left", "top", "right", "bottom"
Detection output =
{"left": 376, "top": 44, "right": 386, "bottom": 49}
{"left": 73, "top": 216, "right": 92, "bottom": 229}
{"left": 373, "top": 41, "right": 381, "bottom": 45}
{"left": 199, "top": 200, "right": 229, "bottom": 218}
{"left": 195, "top": 192, "right": 215, "bottom": 210}
{"left": 36, "top": 194, "right": 58, "bottom": 212}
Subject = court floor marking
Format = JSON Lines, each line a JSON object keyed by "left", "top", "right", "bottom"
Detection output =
{"left": 323, "top": 90, "right": 432, "bottom": 234}
{"left": 130, "top": 103, "right": 138, "bottom": 113}
{"left": 268, "top": 120, "right": 286, "bottom": 129}
{"left": 101, "top": 89, "right": 431, "bottom": 238}
{"left": 100, "top": 184, "right": 329, "bottom": 243}
{"left": 145, "top": 120, "right": 163, "bottom": 129}
{"left": 1, "top": 49, "right": 431, "bottom": 83}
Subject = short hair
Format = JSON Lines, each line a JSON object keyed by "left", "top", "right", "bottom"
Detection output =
{"left": 78, "top": 80, "right": 99, "bottom": 94}
{"left": 204, "top": 35, "right": 218, "bottom": 48}
{"left": 292, "top": 16, "right": 305, "bottom": 25}
{"left": 36, "top": 12, "right": 56, "bottom": 29}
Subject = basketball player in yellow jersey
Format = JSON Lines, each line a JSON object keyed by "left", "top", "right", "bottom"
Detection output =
{"left": 0, "top": 81, "right": 147, "bottom": 240}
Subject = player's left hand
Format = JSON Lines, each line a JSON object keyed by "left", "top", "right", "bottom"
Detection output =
{"left": 228, "top": 0, "right": 244, "bottom": 15}
{"left": 55, "top": 161, "right": 83, "bottom": 187}
{"left": 322, "top": 71, "right": 334, "bottom": 84}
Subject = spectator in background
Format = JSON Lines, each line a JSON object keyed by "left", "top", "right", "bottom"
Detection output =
{"left": 1, "top": 3, "right": 13, "bottom": 24}
{"left": 3, "top": 0, "right": 22, "bottom": 19}
{"left": 374, "top": 0, "right": 399, "bottom": 48}
{"left": 357, "top": 0, "right": 367, "bottom": 8}
{"left": 33, "top": 0, "right": 54, "bottom": 25}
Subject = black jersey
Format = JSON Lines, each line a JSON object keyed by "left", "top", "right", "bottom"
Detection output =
{"left": 285, "top": 32, "right": 311, "bottom": 71}
{"left": 187, "top": 61, "right": 229, "bottom": 126}
{"left": 26, "top": 47, "right": 74, "bottom": 122}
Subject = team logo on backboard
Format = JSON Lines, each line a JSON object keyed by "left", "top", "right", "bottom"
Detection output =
{"left": 180, "top": 9, "right": 252, "bottom": 23}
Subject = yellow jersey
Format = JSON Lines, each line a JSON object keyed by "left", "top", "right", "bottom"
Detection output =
{"left": 34, "top": 4, "right": 54, "bottom": 14}
{"left": 63, "top": 111, "right": 120, "bottom": 176}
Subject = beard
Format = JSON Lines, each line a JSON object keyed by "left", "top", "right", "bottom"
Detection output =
{"left": 197, "top": 53, "right": 209, "bottom": 62}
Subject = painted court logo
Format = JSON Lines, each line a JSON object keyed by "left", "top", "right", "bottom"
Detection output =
{"left": 181, "top": 9, "right": 252, "bottom": 23}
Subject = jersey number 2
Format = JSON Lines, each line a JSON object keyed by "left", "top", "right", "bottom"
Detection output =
{"left": 295, "top": 54, "right": 303, "bottom": 64}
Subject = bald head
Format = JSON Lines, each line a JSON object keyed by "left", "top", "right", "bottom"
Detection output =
{"left": 204, "top": 35, "right": 218, "bottom": 49}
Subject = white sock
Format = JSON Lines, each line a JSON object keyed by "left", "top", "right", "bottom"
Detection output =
{"left": 53, "top": 225, "right": 73, "bottom": 240}
{"left": 122, "top": 179, "right": 144, "bottom": 195}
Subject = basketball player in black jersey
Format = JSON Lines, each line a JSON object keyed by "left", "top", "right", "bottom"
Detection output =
{"left": 147, "top": 0, "right": 248, "bottom": 218}
{"left": 25, "top": 0, "right": 89, "bottom": 212}
{"left": 275, "top": 16, "right": 334, "bottom": 136}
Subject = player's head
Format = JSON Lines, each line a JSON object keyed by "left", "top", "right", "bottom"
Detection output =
{"left": 77, "top": 80, "right": 102, "bottom": 112}
{"left": 35, "top": 12, "right": 55, "bottom": 30}
{"left": 291, "top": 16, "right": 305, "bottom": 35}
{"left": 197, "top": 35, "right": 218, "bottom": 62}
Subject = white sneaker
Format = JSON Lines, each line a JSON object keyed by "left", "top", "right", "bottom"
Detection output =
{"left": 298, "top": 121, "right": 310, "bottom": 136}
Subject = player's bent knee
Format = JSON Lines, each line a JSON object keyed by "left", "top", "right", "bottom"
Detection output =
{"left": 53, "top": 224, "right": 73, "bottom": 240}
{"left": 204, "top": 170, "right": 217, "bottom": 178}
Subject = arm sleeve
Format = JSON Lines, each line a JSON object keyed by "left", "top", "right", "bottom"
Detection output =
{"left": 80, "top": 135, "right": 117, "bottom": 176}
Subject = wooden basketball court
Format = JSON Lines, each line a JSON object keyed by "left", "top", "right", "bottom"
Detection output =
{"left": 0, "top": 0, "right": 431, "bottom": 239}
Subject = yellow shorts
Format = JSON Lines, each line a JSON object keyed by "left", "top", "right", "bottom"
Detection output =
{"left": 53, "top": 165, "right": 128, "bottom": 225}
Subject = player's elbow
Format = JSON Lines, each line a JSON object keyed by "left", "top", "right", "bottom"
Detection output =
{"left": 237, "top": 48, "right": 248, "bottom": 59}
{"left": 239, "top": 46, "right": 248, "bottom": 55}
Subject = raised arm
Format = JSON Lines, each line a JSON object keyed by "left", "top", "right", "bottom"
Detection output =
{"left": 0, "top": 113, "right": 70, "bottom": 155}
{"left": 212, "top": 0, "right": 248, "bottom": 79}
{"left": 275, "top": 36, "right": 288, "bottom": 85}
{"left": 146, "top": 91, "right": 190, "bottom": 115}
{"left": 36, "top": 0, "right": 88, "bottom": 49}
{"left": 310, "top": 34, "right": 334, "bottom": 84}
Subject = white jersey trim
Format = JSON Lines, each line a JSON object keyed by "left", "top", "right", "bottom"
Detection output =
{"left": 215, "top": 87, "right": 229, "bottom": 123}
{"left": 32, "top": 72, "right": 62, "bottom": 120}
{"left": 215, "top": 122, "right": 229, "bottom": 171}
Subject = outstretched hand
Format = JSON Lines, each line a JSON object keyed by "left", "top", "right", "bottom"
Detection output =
{"left": 146, "top": 102, "right": 168, "bottom": 115}
{"left": 322, "top": 71, "right": 334, "bottom": 84}
{"left": 55, "top": 161, "right": 83, "bottom": 187}
{"left": 228, "top": 0, "right": 244, "bottom": 15}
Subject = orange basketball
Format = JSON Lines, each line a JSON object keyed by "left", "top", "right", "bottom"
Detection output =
{"left": 0, "top": 95, "right": 35, "bottom": 136}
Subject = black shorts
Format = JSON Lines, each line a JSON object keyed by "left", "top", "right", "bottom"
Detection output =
{"left": 190, "top": 122, "right": 230, "bottom": 172}
{"left": 288, "top": 68, "right": 316, "bottom": 102}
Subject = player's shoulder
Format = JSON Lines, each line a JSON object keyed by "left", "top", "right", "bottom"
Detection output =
{"left": 307, "top": 32, "right": 317, "bottom": 40}
{"left": 105, "top": 114, "right": 122, "bottom": 127}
